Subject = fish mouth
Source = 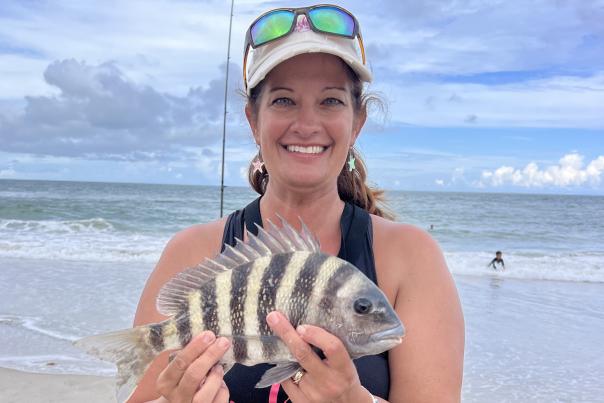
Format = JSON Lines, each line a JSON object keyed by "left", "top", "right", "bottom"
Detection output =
{"left": 370, "top": 324, "right": 405, "bottom": 344}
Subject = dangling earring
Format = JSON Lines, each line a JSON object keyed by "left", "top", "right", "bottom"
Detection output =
{"left": 347, "top": 149, "right": 356, "bottom": 172}
{"left": 252, "top": 154, "right": 264, "bottom": 174}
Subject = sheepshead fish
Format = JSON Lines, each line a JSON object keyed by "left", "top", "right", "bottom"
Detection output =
{"left": 75, "top": 217, "right": 404, "bottom": 402}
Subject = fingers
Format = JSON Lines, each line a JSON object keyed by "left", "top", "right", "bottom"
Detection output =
{"left": 177, "top": 337, "right": 231, "bottom": 397}
{"left": 266, "top": 311, "right": 324, "bottom": 375}
{"left": 158, "top": 331, "right": 216, "bottom": 392}
{"left": 296, "top": 324, "right": 351, "bottom": 371}
{"left": 211, "top": 381, "right": 230, "bottom": 403}
{"left": 192, "top": 365, "right": 224, "bottom": 403}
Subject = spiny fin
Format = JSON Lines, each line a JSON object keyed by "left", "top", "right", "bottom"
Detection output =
{"left": 157, "top": 217, "right": 320, "bottom": 316}
{"left": 74, "top": 325, "right": 156, "bottom": 403}
{"left": 256, "top": 361, "right": 302, "bottom": 388}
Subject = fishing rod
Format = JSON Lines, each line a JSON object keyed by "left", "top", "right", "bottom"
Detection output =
{"left": 220, "top": 0, "right": 235, "bottom": 217}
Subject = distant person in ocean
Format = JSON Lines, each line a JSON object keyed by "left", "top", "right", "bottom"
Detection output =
{"left": 130, "top": 4, "right": 464, "bottom": 403}
{"left": 489, "top": 251, "right": 505, "bottom": 271}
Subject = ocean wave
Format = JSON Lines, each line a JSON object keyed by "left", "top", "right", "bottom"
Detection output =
{"left": 0, "top": 218, "right": 115, "bottom": 233}
{"left": 0, "top": 218, "right": 166, "bottom": 262}
{"left": 0, "top": 315, "right": 79, "bottom": 342}
{"left": 0, "top": 355, "right": 116, "bottom": 376}
{"left": 446, "top": 250, "right": 604, "bottom": 283}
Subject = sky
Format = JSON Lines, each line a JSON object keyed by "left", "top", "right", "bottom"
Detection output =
{"left": 0, "top": 0, "right": 603, "bottom": 194}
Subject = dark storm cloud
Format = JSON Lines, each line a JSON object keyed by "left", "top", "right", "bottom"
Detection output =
{"left": 0, "top": 59, "right": 246, "bottom": 158}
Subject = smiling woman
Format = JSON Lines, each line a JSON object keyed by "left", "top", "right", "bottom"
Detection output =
{"left": 123, "top": 4, "right": 464, "bottom": 403}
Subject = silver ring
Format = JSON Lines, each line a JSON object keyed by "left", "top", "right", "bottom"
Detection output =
{"left": 291, "top": 369, "right": 305, "bottom": 385}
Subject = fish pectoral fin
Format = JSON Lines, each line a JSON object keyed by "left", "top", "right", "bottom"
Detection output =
{"left": 256, "top": 361, "right": 302, "bottom": 389}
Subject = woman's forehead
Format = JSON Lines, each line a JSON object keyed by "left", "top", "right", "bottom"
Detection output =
{"left": 265, "top": 53, "right": 351, "bottom": 88}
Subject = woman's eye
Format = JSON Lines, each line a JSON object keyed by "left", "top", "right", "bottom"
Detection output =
{"left": 272, "top": 97, "right": 293, "bottom": 106}
{"left": 323, "top": 97, "right": 344, "bottom": 106}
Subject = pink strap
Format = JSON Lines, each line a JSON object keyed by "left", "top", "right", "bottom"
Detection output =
{"left": 269, "top": 383, "right": 281, "bottom": 403}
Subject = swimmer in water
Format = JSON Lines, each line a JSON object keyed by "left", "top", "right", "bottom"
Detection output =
{"left": 488, "top": 251, "right": 505, "bottom": 271}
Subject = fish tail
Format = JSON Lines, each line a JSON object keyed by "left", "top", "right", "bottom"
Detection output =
{"left": 74, "top": 323, "right": 164, "bottom": 403}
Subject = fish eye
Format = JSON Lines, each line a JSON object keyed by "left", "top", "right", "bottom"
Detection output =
{"left": 353, "top": 298, "right": 373, "bottom": 314}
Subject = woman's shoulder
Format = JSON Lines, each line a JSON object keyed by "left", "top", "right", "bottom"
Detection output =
{"left": 370, "top": 214, "right": 441, "bottom": 256}
{"left": 370, "top": 214, "right": 447, "bottom": 287}
{"left": 167, "top": 218, "right": 227, "bottom": 257}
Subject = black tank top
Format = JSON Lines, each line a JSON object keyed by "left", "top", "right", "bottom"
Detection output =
{"left": 221, "top": 197, "right": 390, "bottom": 402}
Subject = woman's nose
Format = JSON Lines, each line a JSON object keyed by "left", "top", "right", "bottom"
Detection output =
{"left": 290, "top": 104, "right": 321, "bottom": 137}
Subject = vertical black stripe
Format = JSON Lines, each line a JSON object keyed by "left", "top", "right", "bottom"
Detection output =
{"left": 201, "top": 278, "right": 220, "bottom": 335}
{"left": 148, "top": 322, "right": 164, "bottom": 352}
{"left": 176, "top": 311, "right": 192, "bottom": 347}
{"left": 288, "top": 253, "right": 328, "bottom": 327}
{"left": 318, "top": 260, "right": 354, "bottom": 314}
{"left": 230, "top": 262, "right": 253, "bottom": 362}
{"left": 258, "top": 253, "right": 293, "bottom": 359}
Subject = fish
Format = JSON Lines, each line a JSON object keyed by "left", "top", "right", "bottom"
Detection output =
{"left": 74, "top": 217, "right": 404, "bottom": 402}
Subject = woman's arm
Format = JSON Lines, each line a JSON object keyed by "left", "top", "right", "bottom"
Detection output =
{"left": 127, "top": 219, "right": 227, "bottom": 402}
{"left": 374, "top": 221, "right": 465, "bottom": 403}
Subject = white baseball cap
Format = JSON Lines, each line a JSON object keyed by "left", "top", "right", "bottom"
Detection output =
{"left": 244, "top": 13, "right": 372, "bottom": 95}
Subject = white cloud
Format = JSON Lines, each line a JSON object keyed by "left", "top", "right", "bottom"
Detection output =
{"left": 479, "top": 153, "right": 604, "bottom": 188}
{"left": 435, "top": 179, "right": 445, "bottom": 186}
{"left": 374, "top": 72, "right": 604, "bottom": 128}
{"left": 0, "top": 167, "right": 17, "bottom": 178}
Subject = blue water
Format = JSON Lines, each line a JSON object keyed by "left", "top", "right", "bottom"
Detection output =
{"left": 1, "top": 179, "right": 603, "bottom": 401}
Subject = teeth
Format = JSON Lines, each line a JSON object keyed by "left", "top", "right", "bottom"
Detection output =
{"left": 286, "top": 145, "right": 326, "bottom": 154}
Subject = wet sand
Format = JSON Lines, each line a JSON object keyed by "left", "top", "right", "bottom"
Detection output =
{"left": 0, "top": 367, "right": 114, "bottom": 402}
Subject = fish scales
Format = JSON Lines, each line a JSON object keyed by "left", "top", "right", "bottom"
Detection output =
{"left": 258, "top": 254, "right": 291, "bottom": 359}
{"left": 74, "top": 217, "right": 404, "bottom": 403}
{"left": 287, "top": 253, "right": 328, "bottom": 326}
{"left": 201, "top": 277, "right": 220, "bottom": 335}
{"left": 229, "top": 261, "right": 253, "bottom": 362}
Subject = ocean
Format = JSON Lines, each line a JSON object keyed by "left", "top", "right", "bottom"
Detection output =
{"left": 1, "top": 179, "right": 603, "bottom": 402}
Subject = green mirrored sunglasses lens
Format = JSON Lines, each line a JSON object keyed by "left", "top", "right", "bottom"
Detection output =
{"left": 251, "top": 10, "right": 295, "bottom": 46}
{"left": 308, "top": 7, "right": 355, "bottom": 36}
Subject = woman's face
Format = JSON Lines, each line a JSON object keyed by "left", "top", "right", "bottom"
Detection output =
{"left": 246, "top": 53, "right": 366, "bottom": 192}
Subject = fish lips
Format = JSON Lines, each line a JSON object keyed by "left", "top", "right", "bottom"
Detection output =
{"left": 368, "top": 324, "right": 405, "bottom": 349}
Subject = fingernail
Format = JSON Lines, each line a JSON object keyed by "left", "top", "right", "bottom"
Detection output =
{"left": 202, "top": 331, "right": 215, "bottom": 343}
{"left": 213, "top": 364, "right": 224, "bottom": 375}
{"left": 297, "top": 325, "right": 307, "bottom": 335}
{"left": 267, "top": 311, "right": 279, "bottom": 326}
{"left": 218, "top": 337, "right": 230, "bottom": 348}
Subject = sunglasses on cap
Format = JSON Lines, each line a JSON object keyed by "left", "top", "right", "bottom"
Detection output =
{"left": 243, "top": 4, "right": 367, "bottom": 90}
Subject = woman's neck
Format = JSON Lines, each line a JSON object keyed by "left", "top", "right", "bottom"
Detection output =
{"left": 259, "top": 184, "right": 345, "bottom": 255}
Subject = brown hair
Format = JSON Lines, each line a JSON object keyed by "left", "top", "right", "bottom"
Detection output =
{"left": 246, "top": 62, "right": 394, "bottom": 220}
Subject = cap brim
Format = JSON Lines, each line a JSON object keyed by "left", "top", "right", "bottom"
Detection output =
{"left": 246, "top": 32, "right": 372, "bottom": 94}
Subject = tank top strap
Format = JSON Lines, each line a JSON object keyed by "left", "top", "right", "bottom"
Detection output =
{"left": 338, "top": 202, "right": 378, "bottom": 285}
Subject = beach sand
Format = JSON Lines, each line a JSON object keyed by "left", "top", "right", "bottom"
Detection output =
{"left": 0, "top": 367, "right": 114, "bottom": 403}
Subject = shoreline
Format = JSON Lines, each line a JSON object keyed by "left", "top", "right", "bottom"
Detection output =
{"left": 0, "top": 367, "right": 114, "bottom": 402}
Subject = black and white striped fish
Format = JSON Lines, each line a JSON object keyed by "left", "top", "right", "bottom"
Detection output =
{"left": 75, "top": 217, "right": 404, "bottom": 402}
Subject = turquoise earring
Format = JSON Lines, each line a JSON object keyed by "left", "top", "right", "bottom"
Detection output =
{"left": 347, "top": 149, "right": 356, "bottom": 172}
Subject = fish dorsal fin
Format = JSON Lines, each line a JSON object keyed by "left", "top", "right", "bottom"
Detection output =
{"left": 156, "top": 216, "right": 320, "bottom": 316}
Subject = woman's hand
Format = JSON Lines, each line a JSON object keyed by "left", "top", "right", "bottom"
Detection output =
{"left": 267, "top": 311, "right": 372, "bottom": 403}
{"left": 155, "top": 331, "right": 231, "bottom": 403}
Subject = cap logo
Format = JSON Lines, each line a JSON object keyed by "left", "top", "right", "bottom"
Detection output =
{"left": 295, "top": 15, "right": 311, "bottom": 32}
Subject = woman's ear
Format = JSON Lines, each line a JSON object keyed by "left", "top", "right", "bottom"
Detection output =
{"left": 245, "top": 103, "right": 260, "bottom": 145}
{"left": 351, "top": 107, "right": 367, "bottom": 145}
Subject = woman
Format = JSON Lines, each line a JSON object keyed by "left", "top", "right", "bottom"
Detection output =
{"left": 130, "top": 4, "right": 464, "bottom": 403}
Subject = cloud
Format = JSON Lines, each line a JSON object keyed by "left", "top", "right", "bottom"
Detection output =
{"left": 372, "top": 72, "right": 604, "bottom": 128}
{"left": 479, "top": 153, "right": 604, "bottom": 188}
{"left": 362, "top": 0, "right": 604, "bottom": 76}
{"left": 0, "top": 59, "right": 247, "bottom": 158}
